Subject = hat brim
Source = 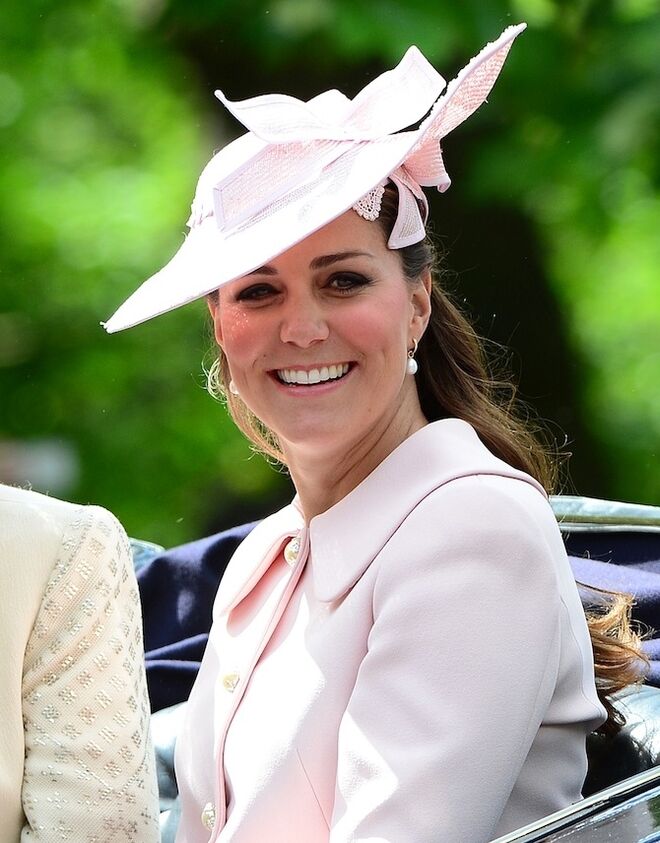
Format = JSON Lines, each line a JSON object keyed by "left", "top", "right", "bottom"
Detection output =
{"left": 103, "top": 133, "right": 416, "bottom": 333}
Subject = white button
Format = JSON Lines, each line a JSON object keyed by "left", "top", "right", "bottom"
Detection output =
{"left": 222, "top": 671, "right": 240, "bottom": 692}
{"left": 201, "top": 801, "right": 216, "bottom": 830}
{"left": 284, "top": 535, "right": 301, "bottom": 566}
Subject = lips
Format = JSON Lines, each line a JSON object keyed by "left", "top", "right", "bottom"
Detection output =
{"left": 276, "top": 363, "right": 350, "bottom": 385}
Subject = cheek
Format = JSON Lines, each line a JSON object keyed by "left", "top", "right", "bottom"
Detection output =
{"left": 348, "top": 290, "right": 410, "bottom": 355}
{"left": 215, "top": 304, "right": 261, "bottom": 361}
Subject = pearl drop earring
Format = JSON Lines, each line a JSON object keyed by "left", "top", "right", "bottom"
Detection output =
{"left": 229, "top": 380, "right": 240, "bottom": 396}
{"left": 406, "top": 339, "right": 418, "bottom": 376}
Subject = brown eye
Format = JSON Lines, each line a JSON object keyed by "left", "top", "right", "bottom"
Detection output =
{"left": 328, "top": 272, "right": 371, "bottom": 293}
{"left": 236, "top": 283, "right": 277, "bottom": 302}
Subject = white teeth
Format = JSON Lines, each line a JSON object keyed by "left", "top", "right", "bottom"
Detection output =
{"left": 277, "top": 363, "right": 350, "bottom": 385}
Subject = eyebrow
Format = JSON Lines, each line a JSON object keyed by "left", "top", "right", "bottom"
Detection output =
{"left": 310, "top": 251, "right": 373, "bottom": 269}
{"left": 246, "top": 251, "right": 373, "bottom": 276}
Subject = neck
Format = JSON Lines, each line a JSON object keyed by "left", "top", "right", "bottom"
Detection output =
{"left": 282, "top": 401, "right": 428, "bottom": 522}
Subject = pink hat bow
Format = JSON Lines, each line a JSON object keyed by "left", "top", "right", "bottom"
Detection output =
{"left": 191, "top": 23, "right": 525, "bottom": 250}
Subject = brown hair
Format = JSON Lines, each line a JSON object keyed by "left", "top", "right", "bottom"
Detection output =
{"left": 207, "top": 184, "right": 647, "bottom": 733}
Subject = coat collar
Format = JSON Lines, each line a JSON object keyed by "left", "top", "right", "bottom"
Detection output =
{"left": 214, "top": 419, "right": 546, "bottom": 614}
{"left": 309, "top": 419, "right": 546, "bottom": 603}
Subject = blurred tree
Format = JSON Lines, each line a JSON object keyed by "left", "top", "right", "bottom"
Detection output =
{"left": 1, "top": 0, "right": 658, "bottom": 547}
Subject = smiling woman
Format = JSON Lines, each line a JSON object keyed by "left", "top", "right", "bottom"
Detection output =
{"left": 104, "top": 24, "right": 644, "bottom": 843}
{"left": 206, "top": 213, "right": 431, "bottom": 514}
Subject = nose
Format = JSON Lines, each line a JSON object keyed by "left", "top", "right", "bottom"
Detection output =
{"left": 279, "top": 291, "right": 329, "bottom": 348}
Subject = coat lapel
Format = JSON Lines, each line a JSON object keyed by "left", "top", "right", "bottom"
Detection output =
{"left": 207, "top": 506, "right": 309, "bottom": 834}
{"left": 213, "top": 502, "right": 304, "bottom": 616}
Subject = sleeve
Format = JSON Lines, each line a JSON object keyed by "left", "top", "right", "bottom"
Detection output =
{"left": 20, "top": 505, "right": 160, "bottom": 842}
{"left": 329, "top": 476, "right": 564, "bottom": 843}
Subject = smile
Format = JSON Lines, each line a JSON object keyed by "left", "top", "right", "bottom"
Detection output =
{"left": 276, "top": 363, "right": 351, "bottom": 385}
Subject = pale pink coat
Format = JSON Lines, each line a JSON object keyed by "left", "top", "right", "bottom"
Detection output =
{"left": 175, "top": 419, "right": 606, "bottom": 843}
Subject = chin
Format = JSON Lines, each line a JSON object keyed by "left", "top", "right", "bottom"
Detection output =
{"left": 276, "top": 422, "right": 352, "bottom": 453}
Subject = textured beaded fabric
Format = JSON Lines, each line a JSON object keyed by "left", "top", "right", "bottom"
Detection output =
{"left": 17, "top": 502, "right": 160, "bottom": 842}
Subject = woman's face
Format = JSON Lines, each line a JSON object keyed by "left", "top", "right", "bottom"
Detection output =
{"left": 208, "top": 211, "right": 431, "bottom": 460}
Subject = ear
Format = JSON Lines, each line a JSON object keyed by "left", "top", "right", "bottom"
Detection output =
{"left": 206, "top": 294, "right": 225, "bottom": 348}
{"left": 410, "top": 269, "right": 432, "bottom": 337}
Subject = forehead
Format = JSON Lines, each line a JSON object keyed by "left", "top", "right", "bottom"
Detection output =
{"left": 266, "top": 210, "right": 391, "bottom": 270}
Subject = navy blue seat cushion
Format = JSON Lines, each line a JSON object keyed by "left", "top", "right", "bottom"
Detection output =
{"left": 566, "top": 531, "right": 660, "bottom": 686}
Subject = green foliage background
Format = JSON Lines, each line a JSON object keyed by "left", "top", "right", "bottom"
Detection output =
{"left": 1, "top": 0, "right": 658, "bottom": 546}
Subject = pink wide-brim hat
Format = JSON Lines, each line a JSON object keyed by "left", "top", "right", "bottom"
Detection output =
{"left": 103, "top": 23, "right": 525, "bottom": 333}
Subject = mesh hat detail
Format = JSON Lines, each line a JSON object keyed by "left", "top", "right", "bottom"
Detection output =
{"left": 103, "top": 23, "right": 526, "bottom": 333}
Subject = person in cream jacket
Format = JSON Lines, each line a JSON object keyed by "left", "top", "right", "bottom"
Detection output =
{"left": 0, "top": 483, "right": 160, "bottom": 841}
